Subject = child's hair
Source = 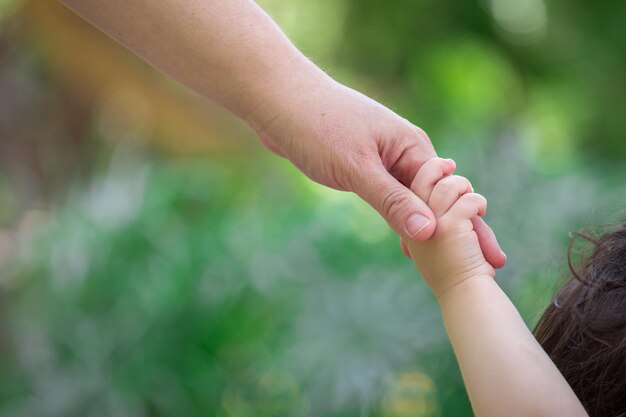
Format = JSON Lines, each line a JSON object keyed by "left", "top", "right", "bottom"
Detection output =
{"left": 534, "top": 222, "right": 626, "bottom": 417}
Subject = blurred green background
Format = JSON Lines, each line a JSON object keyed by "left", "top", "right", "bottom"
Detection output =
{"left": 0, "top": 0, "right": 624, "bottom": 416}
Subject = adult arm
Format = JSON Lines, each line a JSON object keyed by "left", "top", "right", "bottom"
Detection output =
{"left": 60, "top": 0, "right": 440, "bottom": 241}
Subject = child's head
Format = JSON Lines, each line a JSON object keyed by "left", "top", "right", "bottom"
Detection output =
{"left": 534, "top": 222, "right": 626, "bottom": 416}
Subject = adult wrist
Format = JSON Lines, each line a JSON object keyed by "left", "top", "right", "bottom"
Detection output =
{"left": 242, "top": 52, "right": 335, "bottom": 135}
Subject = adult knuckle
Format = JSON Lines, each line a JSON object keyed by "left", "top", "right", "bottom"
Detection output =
{"left": 411, "top": 125, "right": 430, "bottom": 141}
{"left": 381, "top": 188, "right": 410, "bottom": 218}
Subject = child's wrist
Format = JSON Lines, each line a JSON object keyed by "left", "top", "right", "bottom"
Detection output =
{"left": 435, "top": 274, "right": 497, "bottom": 306}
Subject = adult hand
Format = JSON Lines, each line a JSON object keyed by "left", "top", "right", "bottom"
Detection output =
{"left": 248, "top": 73, "right": 438, "bottom": 241}
{"left": 62, "top": 0, "right": 505, "bottom": 264}
{"left": 62, "top": 0, "right": 437, "bottom": 240}
{"left": 249, "top": 73, "right": 506, "bottom": 271}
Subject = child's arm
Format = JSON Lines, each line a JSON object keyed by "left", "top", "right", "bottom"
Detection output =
{"left": 406, "top": 158, "right": 588, "bottom": 417}
{"left": 438, "top": 276, "right": 587, "bottom": 417}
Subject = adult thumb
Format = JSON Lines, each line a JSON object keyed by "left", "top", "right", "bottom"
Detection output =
{"left": 353, "top": 164, "right": 436, "bottom": 241}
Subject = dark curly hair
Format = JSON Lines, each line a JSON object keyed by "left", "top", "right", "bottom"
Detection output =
{"left": 534, "top": 223, "right": 626, "bottom": 417}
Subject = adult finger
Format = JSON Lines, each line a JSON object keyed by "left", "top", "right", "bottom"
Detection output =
{"left": 472, "top": 217, "right": 507, "bottom": 269}
{"left": 387, "top": 127, "right": 438, "bottom": 187}
{"left": 353, "top": 163, "right": 436, "bottom": 241}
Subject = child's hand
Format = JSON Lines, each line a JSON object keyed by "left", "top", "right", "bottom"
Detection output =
{"left": 406, "top": 158, "right": 500, "bottom": 299}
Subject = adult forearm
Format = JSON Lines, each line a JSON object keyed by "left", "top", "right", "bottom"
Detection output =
{"left": 438, "top": 276, "right": 587, "bottom": 417}
{"left": 60, "top": 0, "right": 454, "bottom": 243}
{"left": 60, "top": 0, "right": 326, "bottom": 125}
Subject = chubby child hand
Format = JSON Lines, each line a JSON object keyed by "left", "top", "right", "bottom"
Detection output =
{"left": 404, "top": 158, "right": 506, "bottom": 299}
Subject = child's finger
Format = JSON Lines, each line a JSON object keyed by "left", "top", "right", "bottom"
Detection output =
{"left": 445, "top": 193, "right": 487, "bottom": 220}
{"left": 410, "top": 157, "right": 456, "bottom": 204}
{"left": 428, "top": 175, "right": 474, "bottom": 218}
{"left": 472, "top": 217, "right": 507, "bottom": 269}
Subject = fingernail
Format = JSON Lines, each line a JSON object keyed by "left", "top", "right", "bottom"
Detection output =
{"left": 405, "top": 214, "right": 431, "bottom": 238}
{"left": 501, "top": 251, "right": 507, "bottom": 260}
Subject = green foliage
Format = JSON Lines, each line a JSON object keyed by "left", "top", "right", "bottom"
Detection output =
{"left": 337, "top": 0, "right": 626, "bottom": 163}
{"left": 1, "top": 141, "right": 622, "bottom": 416}
{"left": 0, "top": 154, "right": 447, "bottom": 416}
{"left": 1, "top": 1, "right": 625, "bottom": 416}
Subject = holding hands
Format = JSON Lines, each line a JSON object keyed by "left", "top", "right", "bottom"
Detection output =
{"left": 403, "top": 159, "right": 588, "bottom": 417}
{"left": 55, "top": 2, "right": 590, "bottom": 414}
{"left": 249, "top": 77, "right": 440, "bottom": 241}
{"left": 403, "top": 158, "right": 506, "bottom": 298}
